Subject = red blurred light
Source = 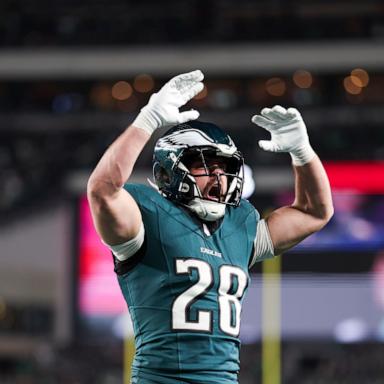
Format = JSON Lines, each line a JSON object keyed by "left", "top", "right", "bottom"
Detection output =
{"left": 324, "top": 162, "right": 384, "bottom": 193}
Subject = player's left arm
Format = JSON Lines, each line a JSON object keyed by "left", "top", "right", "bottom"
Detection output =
{"left": 252, "top": 106, "right": 334, "bottom": 255}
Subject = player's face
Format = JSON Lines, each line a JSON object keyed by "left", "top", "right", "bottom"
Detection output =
{"left": 189, "top": 157, "right": 228, "bottom": 202}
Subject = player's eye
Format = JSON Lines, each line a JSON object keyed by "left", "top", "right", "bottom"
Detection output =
{"left": 207, "top": 162, "right": 227, "bottom": 172}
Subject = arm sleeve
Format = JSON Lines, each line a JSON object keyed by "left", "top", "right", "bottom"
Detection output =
{"left": 103, "top": 222, "right": 145, "bottom": 261}
{"left": 249, "top": 219, "right": 275, "bottom": 268}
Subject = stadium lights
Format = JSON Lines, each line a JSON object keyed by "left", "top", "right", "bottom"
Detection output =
{"left": 350, "top": 68, "right": 369, "bottom": 88}
{"left": 265, "top": 77, "right": 286, "bottom": 96}
{"left": 111, "top": 81, "right": 133, "bottom": 101}
{"left": 293, "top": 69, "right": 313, "bottom": 89}
{"left": 133, "top": 74, "right": 154, "bottom": 93}
{"left": 343, "top": 76, "right": 362, "bottom": 95}
{"left": 344, "top": 68, "right": 369, "bottom": 96}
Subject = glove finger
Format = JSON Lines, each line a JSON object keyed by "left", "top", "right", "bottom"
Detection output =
{"left": 261, "top": 105, "right": 287, "bottom": 122}
{"left": 260, "top": 107, "right": 271, "bottom": 117}
{"left": 258, "top": 140, "right": 280, "bottom": 152}
{"left": 272, "top": 105, "right": 287, "bottom": 115}
{"left": 177, "top": 69, "right": 204, "bottom": 82}
{"left": 251, "top": 115, "right": 276, "bottom": 131}
{"left": 181, "top": 82, "right": 204, "bottom": 101}
{"left": 171, "top": 70, "right": 204, "bottom": 90}
{"left": 261, "top": 107, "right": 287, "bottom": 123}
{"left": 270, "top": 105, "right": 289, "bottom": 121}
{"left": 287, "top": 107, "right": 301, "bottom": 119}
{"left": 262, "top": 110, "right": 287, "bottom": 123}
{"left": 178, "top": 109, "right": 200, "bottom": 123}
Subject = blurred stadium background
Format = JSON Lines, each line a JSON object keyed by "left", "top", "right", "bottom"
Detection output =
{"left": 1, "top": 0, "right": 384, "bottom": 383}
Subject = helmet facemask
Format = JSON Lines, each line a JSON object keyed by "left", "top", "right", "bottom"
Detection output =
{"left": 152, "top": 122, "right": 244, "bottom": 222}
{"left": 154, "top": 147, "right": 244, "bottom": 221}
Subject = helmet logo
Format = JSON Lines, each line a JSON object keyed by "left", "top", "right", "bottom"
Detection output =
{"left": 157, "top": 129, "right": 230, "bottom": 149}
{"left": 179, "top": 183, "right": 190, "bottom": 193}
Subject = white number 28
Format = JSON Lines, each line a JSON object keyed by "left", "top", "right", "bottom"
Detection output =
{"left": 172, "top": 258, "right": 247, "bottom": 337}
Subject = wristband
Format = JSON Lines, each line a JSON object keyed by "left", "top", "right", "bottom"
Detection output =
{"left": 290, "top": 145, "right": 316, "bottom": 166}
{"left": 132, "top": 108, "right": 159, "bottom": 136}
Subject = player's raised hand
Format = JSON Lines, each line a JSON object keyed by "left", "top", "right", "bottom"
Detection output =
{"left": 251, "top": 105, "right": 316, "bottom": 166}
{"left": 133, "top": 70, "right": 204, "bottom": 135}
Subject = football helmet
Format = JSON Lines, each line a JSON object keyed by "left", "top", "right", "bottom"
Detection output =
{"left": 153, "top": 121, "right": 244, "bottom": 221}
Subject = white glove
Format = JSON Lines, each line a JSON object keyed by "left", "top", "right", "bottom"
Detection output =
{"left": 132, "top": 70, "right": 204, "bottom": 135}
{"left": 251, "top": 105, "right": 316, "bottom": 166}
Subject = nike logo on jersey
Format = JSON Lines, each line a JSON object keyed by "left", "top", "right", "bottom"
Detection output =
{"left": 200, "top": 247, "right": 222, "bottom": 258}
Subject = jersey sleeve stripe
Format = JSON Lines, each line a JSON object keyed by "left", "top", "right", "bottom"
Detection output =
{"left": 103, "top": 222, "right": 145, "bottom": 261}
{"left": 249, "top": 219, "right": 275, "bottom": 268}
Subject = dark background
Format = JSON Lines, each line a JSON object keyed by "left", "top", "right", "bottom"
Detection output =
{"left": 1, "top": 1, "right": 384, "bottom": 383}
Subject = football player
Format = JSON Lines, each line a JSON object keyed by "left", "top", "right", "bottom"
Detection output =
{"left": 87, "top": 70, "right": 333, "bottom": 383}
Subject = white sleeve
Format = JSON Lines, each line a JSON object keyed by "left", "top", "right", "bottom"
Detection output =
{"left": 249, "top": 219, "right": 275, "bottom": 268}
{"left": 103, "top": 223, "right": 145, "bottom": 261}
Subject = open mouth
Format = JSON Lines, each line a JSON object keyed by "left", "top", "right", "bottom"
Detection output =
{"left": 207, "top": 184, "right": 221, "bottom": 201}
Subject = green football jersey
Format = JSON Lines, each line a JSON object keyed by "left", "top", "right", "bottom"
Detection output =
{"left": 117, "top": 184, "right": 260, "bottom": 384}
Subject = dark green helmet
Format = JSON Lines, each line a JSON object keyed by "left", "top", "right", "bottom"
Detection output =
{"left": 152, "top": 121, "right": 244, "bottom": 221}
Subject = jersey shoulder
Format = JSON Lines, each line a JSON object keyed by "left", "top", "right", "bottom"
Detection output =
{"left": 124, "top": 183, "right": 198, "bottom": 232}
{"left": 227, "top": 198, "right": 259, "bottom": 225}
{"left": 220, "top": 198, "right": 259, "bottom": 242}
{"left": 124, "top": 183, "right": 169, "bottom": 211}
{"left": 240, "top": 198, "right": 260, "bottom": 219}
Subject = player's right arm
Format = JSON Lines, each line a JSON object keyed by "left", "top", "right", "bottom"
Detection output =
{"left": 87, "top": 70, "right": 204, "bottom": 245}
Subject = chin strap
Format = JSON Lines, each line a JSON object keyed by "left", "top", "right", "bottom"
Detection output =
{"left": 186, "top": 198, "right": 226, "bottom": 222}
